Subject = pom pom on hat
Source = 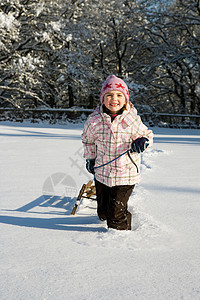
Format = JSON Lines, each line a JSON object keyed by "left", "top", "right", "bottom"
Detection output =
{"left": 100, "top": 75, "right": 129, "bottom": 104}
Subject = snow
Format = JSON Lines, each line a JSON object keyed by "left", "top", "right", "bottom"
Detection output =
{"left": 14, "top": 54, "right": 44, "bottom": 72}
{"left": 0, "top": 121, "right": 200, "bottom": 300}
{"left": 0, "top": 12, "right": 19, "bottom": 31}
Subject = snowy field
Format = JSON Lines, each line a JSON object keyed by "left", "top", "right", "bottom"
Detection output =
{"left": 0, "top": 121, "right": 200, "bottom": 300}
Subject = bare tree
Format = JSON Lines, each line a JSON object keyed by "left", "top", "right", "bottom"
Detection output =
{"left": 133, "top": 0, "right": 200, "bottom": 113}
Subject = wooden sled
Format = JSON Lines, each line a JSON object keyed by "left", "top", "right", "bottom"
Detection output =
{"left": 71, "top": 180, "right": 96, "bottom": 215}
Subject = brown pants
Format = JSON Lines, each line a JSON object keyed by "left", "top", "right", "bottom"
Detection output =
{"left": 95, "top": 179, "right": 135, "bottom": 230}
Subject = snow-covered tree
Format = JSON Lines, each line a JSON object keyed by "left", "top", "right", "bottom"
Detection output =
{"left": 0, "top": 0, "right": 199, "bottom": 114}
{"left": 0, "top": 0, "right": 81, "bottom": 108}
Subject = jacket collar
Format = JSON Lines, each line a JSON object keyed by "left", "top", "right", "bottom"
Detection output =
{"left": 95, "top": 103, "right": 137, "bottom": 126}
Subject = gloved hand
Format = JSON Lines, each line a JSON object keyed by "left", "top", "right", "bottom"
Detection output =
{"left": 130, "top": 137, "right": 149, "bottom": 153}
{"left": 86, "top": 159, "right": 95, "bottom": 174}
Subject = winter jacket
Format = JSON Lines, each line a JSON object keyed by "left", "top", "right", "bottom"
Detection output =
{"left": 82, "top": 103, "right": 153, "bottom": 187}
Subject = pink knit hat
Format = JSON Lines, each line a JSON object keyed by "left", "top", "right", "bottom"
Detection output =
{"left": 100, "top": 75, "right": 129, "bottom": 104}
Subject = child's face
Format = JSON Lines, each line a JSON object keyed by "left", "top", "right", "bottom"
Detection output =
{"left": 103, "top": 90, "right": 126, "bottom": 112}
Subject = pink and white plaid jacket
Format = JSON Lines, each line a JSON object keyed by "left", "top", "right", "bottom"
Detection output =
{"left": 82, "top": 103, "right": 153, "bottom": 187}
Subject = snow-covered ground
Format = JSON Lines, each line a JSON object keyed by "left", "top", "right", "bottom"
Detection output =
{"left": 0, "top": 121, "right": 200, "bottom": 300}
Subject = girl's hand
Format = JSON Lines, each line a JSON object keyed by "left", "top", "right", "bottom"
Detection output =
{"left": 86, "top": 159, "right": 95, "bottom": 174}
{"left": 130, "top": 137, "right": 149, "bottom": 153}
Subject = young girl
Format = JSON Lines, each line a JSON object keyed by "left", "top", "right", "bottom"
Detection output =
{"left": 82, "top": 75, "right": 153, "bottom": 230}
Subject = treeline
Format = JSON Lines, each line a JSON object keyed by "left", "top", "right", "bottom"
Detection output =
{"left": 0, "top": 0, "right": 200, "bottom": 114}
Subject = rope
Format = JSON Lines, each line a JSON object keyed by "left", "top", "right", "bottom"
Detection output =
{"left": 93, "top": 149, "right": 130, "bottom": 170}
{"left": 92, "top": 141, "right": 149, "bottom": 171}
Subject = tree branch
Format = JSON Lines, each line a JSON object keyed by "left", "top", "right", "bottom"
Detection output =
{"left": 0, "top": 86, "right": 51, "bottom": 108}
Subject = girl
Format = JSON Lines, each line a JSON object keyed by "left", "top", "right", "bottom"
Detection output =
{"left": 82, "top": 75, "right": 153, "bottom": 230}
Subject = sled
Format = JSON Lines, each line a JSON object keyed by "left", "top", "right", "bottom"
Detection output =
{"left": 71, "top": 180, "right": 96, "bottom": 215}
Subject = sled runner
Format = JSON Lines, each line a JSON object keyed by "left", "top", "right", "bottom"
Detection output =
{"left": 71, "top": 180, "right": 96, "bottom": 215}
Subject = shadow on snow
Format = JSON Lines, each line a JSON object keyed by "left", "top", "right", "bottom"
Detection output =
{"left": 0, "top": 215, "right": 106, "bottom": 232}
{"left": 0, "top": 128, "right": 81, "bottom": 140}
{"left": 0, "top": 195, "right": 106, "bottom": 232}
{"left": 153, "top": 136, "right": 200, "bottom": 145}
